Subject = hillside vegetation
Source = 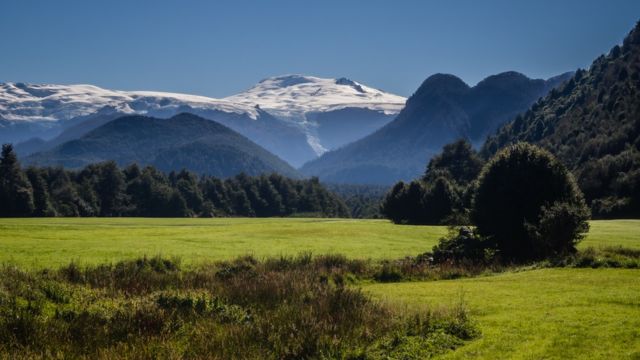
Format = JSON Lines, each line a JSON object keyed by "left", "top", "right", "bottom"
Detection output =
{"left": 483, "top": 22, "right": 640, "bottom": 218}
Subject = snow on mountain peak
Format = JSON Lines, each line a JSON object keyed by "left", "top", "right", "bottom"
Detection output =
{"left": 224, "top": 75, "right": 407, "bottom": 156}
{"left": 0, "top": 82, "right": 259, "bottom": 122}
{"left": 257, "top": 74, "right": 315, "bottom": 88}
{"left": 225, "top": 75, "right": 406, "bottom": 119}
{"left": 0, "top": 76, "right": 407, "bottom": 159}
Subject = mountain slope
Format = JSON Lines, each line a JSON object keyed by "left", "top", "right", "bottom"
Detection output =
{"left": 483, "top": 22, "right": 640, "bottom": 217}
{"left": 301, "top": 71, "right": 571, "bottom": 184}
{"left": 226, "top": 75, "right": 407, "bottom": 153}
{"left": 26, "top": 113, "right": 299, "bottom": 178}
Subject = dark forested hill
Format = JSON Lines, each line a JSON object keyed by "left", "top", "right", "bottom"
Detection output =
{"left": 483, "top": 22, "right": 640, "bottom": 217}
{"left": 26, "top": 113, "right": 299, "bottom": 178}
{"left": 301, "top": 71, "right": 571, "bottom": 184}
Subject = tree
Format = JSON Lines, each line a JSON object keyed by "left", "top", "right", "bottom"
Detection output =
{"left": 175, "top": 170, "right": 203, "bottom": 214}
{"left": 166, "top": 190, "right": 190, "bottom": 217}
{"left": 472, "top": 143, "right": 590, "bottom": 261}
{"left": 202, "top": 177, "right": 231, "bottom": 215}
{"left": 257, "top": 175, "right": 284, "bottom": 216}
{"left": 422, "top": 177, "right": 460, "bottom": 224}
{"left": 25, "top": 167, "right": 56, "bottom": 217}
{"left": 95, "top": 161, "right": 126, "bottom": 216}
{"left": 380, "top": 181, "right": 427, "bottom": 224}
{"left": 0, "top": 144, "right": 34, "bottom": 216}
{"left": 380, "top": 182, "right": 409, "bottom": 223}
{"left": 422, "top": 139, "right": 484, "bottom": 185}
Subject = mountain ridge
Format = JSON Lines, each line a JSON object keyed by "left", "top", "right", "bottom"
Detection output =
{"left": 300, "top": 71, "right": 573, "bottom": 184}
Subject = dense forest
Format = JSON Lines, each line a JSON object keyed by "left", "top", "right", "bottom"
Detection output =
{"left": 326, "top": 183, "right": 388, "bottom": 218}
{"left": 483, "top": 21, "right": 640, "bottom": 218}
{"left": 0, "top": 144, "right": 348, "bottom": 218}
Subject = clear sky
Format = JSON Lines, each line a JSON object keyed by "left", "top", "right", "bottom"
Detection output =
{"left": 1, "top": 0, "right": 638, "bottom": 97}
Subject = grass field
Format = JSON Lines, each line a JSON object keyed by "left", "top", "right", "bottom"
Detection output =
{"left": 0, "top": 218, "right": 639, "bottom": 358}
{"left": 0, "top": 218, "right": 638, "bottom": 268}
{"left": 366, "top": 268, "right": 640, "bottom": 359}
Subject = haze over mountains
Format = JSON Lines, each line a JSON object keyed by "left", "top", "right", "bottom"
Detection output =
{"left": 301, "top": 71, "right": 572, "bottom": 184}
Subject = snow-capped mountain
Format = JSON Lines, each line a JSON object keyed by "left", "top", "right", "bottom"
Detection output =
{"left": 226, "top": 75, "right": 407, "bottom": 153}
{"left": 0, "top": 82, "right": 316, "bottom": 166}
{"left": 226, "top": 75, "right": 405, "bottom": 119}
{"left": 0, "top": 76, "right": 406, "bottom": 166}
{"left": 0, "top": 82, "right": 258, "bottom": 122}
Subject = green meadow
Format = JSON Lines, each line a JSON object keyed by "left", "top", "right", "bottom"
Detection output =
{"left": 0, "top": 218, "right": 639, "bottom": 358}
{"left": 366, "top": 268, "right": 640, "bottom": 359}
{"left": 0, "top": 218, "right": 638, "bottom": 268}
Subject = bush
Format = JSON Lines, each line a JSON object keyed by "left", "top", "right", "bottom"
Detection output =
{"left": 432, "top": 227, "right": 493, "bottom": 264}
{"left": 472, "top": 143, "right": 590, "bottom": 262}
{"left": 525, "top": 201, "right": 590, "bottom": 257}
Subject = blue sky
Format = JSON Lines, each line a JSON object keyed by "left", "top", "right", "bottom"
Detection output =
{"left": 1, "top": 0, "right": 638, "bottom": 97}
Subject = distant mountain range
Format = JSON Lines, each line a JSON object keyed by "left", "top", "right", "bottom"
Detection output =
{"left": 0, "top": 75, "right": 406, "bottom": 167}
{"left": 2, "top": 71, "right": 577, "bottom": 183}
{"left": 300, "top": 71, "right": 572, "bottom": 184}
{"left": 25, "top": 113, "right": 299, "bottom": 178}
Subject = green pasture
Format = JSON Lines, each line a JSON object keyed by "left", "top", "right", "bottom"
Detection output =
{"left": 366, "top": 268, "right": 640, "bottom": 359}
{"left": 0, "top": 218, "right": 638, "bottom": 268}
{"left": 0, "top": 217, "right": 638, "bottom": 358}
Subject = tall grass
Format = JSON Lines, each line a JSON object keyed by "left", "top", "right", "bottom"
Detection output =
{"left": 0, "top": 255, "right": 478, "bottom": 359}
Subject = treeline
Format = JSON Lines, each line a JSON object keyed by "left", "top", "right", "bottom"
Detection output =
{"left": 0, "top": 144, "right": 349, "bottom": 218}
{"left": 386, "top": 141, "right": 590, "bottom": 263}
{"left": 326, "top": 183, "right": 389, "bottom": 218}
{"left": 381, "top": 140, "right": 483, "bottom": 225}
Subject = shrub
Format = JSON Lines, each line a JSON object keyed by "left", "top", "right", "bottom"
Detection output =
{"left": 432, "top": 227, "right": 493, "bottom": 264}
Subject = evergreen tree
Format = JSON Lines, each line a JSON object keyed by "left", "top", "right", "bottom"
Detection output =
{"left": 423, "top": 139, "right": 484, "bottom": 185}
{"left": 202, "top": 177, "right": 231, "bottom": 215}
{"left": 257, "top": 175, "right": 284, "bottom": 216}
{"left": 0, "top": 144, "right": 34, "bottom": 216}
{"left": 422, "top": 177, "right": 459, "bottom": 224}
{"left": 175, "top": 170, "right": 203, "bottom": 214}
{"left": 25, "top": 167, "right": 55, "bottom": 216}
{"left": 96, "top": 161, "right": 125, "bottom": 216}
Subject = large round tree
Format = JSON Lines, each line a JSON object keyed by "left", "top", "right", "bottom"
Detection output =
{"left": 471, "top": 143, "right": 590, "bottom": 261}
